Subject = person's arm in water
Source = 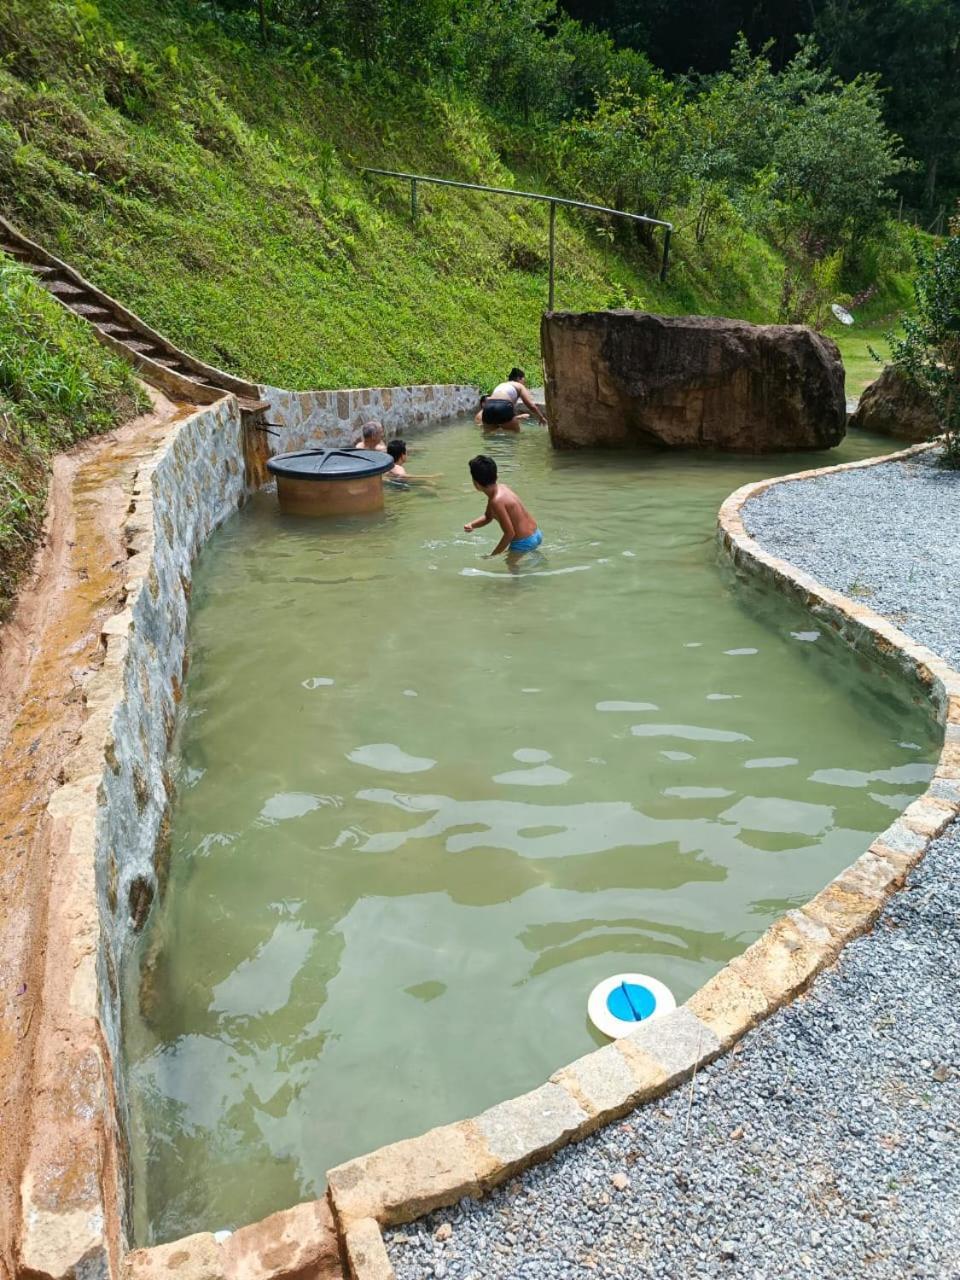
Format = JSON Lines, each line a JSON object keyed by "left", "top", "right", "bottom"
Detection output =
{"left": 487, "top": 498, "right": 516, "bottom": 556}
{"left": 516, "top": 384, "right": 547, "bottom": 425}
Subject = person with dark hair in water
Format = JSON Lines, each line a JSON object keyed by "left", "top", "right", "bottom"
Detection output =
{"left": 386, "top": 438, "right": 408, "bottom": 477}
{"left": 475, "top": 394, "right": 529, "bottom": 429}
{"left": 464, "top": 454, "right": 542, "bottom": 558}
{"left": 479, "top": 368, "right": 546, "bottom": 428}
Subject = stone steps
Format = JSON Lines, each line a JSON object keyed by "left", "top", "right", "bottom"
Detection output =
{"left": 0, "top": 216, "right": 264, "bottom": 407}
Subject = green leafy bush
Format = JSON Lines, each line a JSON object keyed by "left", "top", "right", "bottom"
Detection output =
{"left": 889, "top": 219, "right": 960, "bottom": 464}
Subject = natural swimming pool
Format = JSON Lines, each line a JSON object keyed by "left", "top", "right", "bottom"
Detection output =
{"left": 125, "top": 419, "right": 940, "bottom": 1244}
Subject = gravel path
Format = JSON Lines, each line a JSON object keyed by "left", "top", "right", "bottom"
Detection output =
{"left": 745, "top": 448, "right": 960, "bottom": 669}
{"left": 387, "top": 448, "right": 960, "bottom": 1280}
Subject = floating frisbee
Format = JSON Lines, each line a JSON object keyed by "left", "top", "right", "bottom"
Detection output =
{"left": 588, "top": 973, "right": 676, "bottom": 1040}
{"left": 831, "top": 303, "right": 855, "bottom": 326}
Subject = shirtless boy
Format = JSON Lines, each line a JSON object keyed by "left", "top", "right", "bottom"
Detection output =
{"left": 464, "top": 455, "right": 542, "bottom": 556}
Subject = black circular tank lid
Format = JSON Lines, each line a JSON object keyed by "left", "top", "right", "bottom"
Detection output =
{"left": 266, "top": 447, "right": 395, "bottom": 481}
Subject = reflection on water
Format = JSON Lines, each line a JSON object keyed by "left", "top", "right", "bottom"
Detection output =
{"left": 125, "top": 420, "right": 939, "bottom": 1244}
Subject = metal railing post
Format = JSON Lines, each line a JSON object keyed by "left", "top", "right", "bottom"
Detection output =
{"left": 548, "top": 200, "right": 556, "bottom": 311}
{"left": 361, "top": 168, "right": 674, "bottom": 303}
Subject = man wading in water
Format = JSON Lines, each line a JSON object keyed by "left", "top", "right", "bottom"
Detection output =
{"left": 480, "top": 367, "right": 547, "bottom": 429}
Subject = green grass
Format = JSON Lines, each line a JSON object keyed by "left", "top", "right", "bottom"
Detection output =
{"left": 0, "top": 255, "right": 145, "bottom": 613}
{"left": 0, "top": 0, "right": 791, "bottom": 393}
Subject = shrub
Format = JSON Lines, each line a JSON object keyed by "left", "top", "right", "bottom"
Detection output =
{"left": 889, "top": 220, "right": 960, "bottom": 464}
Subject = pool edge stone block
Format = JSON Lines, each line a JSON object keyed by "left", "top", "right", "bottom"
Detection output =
{"left": 124, "top": 1234, "right": 223, "bottom": 1280}
{"left": 327, "top": 1120, "right": 499, "bottom": 1228}
{"left": 222, "top": 1198, "right": 342, "bottom": 1280}
{"left": 343, "top": 1219, "right": 394, "bottom": 1280}
{"left": 473, "top": 1081, "right": 591, "bottom": 1173}
{"left": 728, "top": 909, "right": 842, "bottom": 1005}
{"left": 683, "top": 966, "right": 772, "bottom": 1050}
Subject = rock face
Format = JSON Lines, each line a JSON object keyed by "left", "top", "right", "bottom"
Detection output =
{"left": 849, "top": 365, "right": 939, "bottom": 442}
{"left": 541, "top": 311, "right": 846, "bottom": 452}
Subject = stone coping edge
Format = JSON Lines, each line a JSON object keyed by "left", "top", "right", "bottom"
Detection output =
{"left": 124, "top": 440, "right": 960, "bottom": 1280}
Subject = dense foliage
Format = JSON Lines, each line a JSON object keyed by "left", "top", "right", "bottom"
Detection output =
{"left": 562, "top": 0, "right": 960, "bottom": 216}
{"left": 889, "top": 217, "right": 960, "bottom": 464}
{"left": 190, "top": 0, "right": 915, "bottom": 322}
{"left": 0, "top": 257, "right": 144, "bottom": 611}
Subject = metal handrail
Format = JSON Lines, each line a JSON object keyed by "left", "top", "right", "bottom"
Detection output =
{"left": 361, "top": 167, "right": 673, "bottom": 306}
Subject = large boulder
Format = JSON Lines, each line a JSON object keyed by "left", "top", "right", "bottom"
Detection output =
{"left": 849, "top": 364, "right": 939, "bottom": 442}
{"left": 541, "top": 310, "right": 846, "bottom": 452}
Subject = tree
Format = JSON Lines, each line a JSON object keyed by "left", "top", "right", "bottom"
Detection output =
{"left": 815, "top": 0, "right": 960, "bottom": 212}
{"left": 889, "top": 217, "right": 960, "bottom": 464}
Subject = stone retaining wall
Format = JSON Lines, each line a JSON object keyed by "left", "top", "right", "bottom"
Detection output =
{"left": 260, "top": 383, "right": 478, "bottom": 452}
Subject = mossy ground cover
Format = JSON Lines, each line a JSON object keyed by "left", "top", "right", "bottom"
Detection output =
{"left": 0, "top": 256, "right": 145, "bottom": 614}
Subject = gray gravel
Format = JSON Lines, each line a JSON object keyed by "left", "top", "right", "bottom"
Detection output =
{"left": 744, "top": 448, "right": 960, "bottom": 669}
{"left": 387, "top": 449, "right": 960, "bottom": 1280}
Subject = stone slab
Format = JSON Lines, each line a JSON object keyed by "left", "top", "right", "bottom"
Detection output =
{"left": 223, "top": 1197, "right": 341, "bottom": 1280}
{"left": 474, "top": 1082, "right": 589, "bottom": 1171}
{"left": 619, "top": 1006, "right": 721, "bottom": 1078}
{"left": 343, "top": 1219, "right": 393, "bottom": 1280}
{"left": 684, "top": 965, "right": 771, "bottom": 1049}
{"left": 729, "top": 911, "right": 839, "bottom": 1004}
{"left": 327, "top": 1121, "right": 497, "bottom": 1227}
{"left": 125, "top": 1234, "right": 225, "bottom": 1280}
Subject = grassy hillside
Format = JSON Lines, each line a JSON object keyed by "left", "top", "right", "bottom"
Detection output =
{"left": 0, "top": 256, "right": 145, "bottom": 614}
{"left": 0, "top": 0, "right": 801, "bottom": 392}
{"left": 0, "top": 0, "right": 919, "bottom": 613}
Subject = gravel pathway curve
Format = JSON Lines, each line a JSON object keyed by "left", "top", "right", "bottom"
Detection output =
{"left": 745, "top": 448, "right": 960, "bottom": 669}
{"left": 387, "top": 448, "right": 960, "bottom": 1280}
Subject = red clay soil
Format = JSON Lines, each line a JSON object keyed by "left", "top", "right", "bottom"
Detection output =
{"left": 0, "top": 389, "right": 186, "bottom": 1279}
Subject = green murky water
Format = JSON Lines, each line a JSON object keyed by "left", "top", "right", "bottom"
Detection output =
{"left": 126, "top": 421, "right": 939, "bottom": 1244}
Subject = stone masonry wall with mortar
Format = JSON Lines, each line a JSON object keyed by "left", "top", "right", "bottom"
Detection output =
{"left": 260, "top": 383, "right": 478, "bottom": 452}
{"left": 97, "top": 396, "right": 246, "bottom": 1117}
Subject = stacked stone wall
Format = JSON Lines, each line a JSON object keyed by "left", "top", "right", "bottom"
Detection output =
{"left": 260, "top": 383, "right": 478, "bottom": 451}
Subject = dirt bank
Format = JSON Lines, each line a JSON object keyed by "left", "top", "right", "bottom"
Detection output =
{"left": 0, "top": 389, "right": 188, "bottom": 1278}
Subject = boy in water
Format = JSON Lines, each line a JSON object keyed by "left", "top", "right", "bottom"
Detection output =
{"left": 386, "top": 438, "right": 408, "bottom": 478}
{"left": 464, "top": 455, "right": 542, "bottom": 557}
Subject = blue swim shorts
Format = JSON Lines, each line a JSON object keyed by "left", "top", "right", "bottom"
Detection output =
{"left": 510, "top": 527, "right": 543, "bottom": 554}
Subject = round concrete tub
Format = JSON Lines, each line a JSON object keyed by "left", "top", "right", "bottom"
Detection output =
{"left": 266, "top": 448, "right": 395, "bottom": 516}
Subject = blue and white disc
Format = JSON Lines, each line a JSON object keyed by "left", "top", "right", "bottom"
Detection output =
{"left": 587, "top": 973, "right": 676, "bottom": 1039}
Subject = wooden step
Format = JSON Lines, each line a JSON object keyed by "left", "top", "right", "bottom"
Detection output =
{"left": 124, "top": 339, "right": 164, "bottom": 355}
{"left": 27, "top": 263, "right": 57, "bottom": 277}
{"left": 72, "top": 302, "right": 114, "bottom": 320}
{"left": 46, "top": 279, "right": 88, "bottom": 298}
{"left": 1, "top": 243, "right": 30, "bottom": 259}
{"left": 148, "top": 355, "right": 194, "bottom": 374}
{"left": 98, "top": 322, "right": 139, "bottom": 339}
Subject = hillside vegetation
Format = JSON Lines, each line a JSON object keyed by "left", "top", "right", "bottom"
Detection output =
{"left": 0, "top": 257, "right": 145, "bottom": 613}
{"left": 0, "top": 0, "right": 914, "bottom": 392}
{"left": 0, "top": 0, "right": 934, "bottom": 615}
